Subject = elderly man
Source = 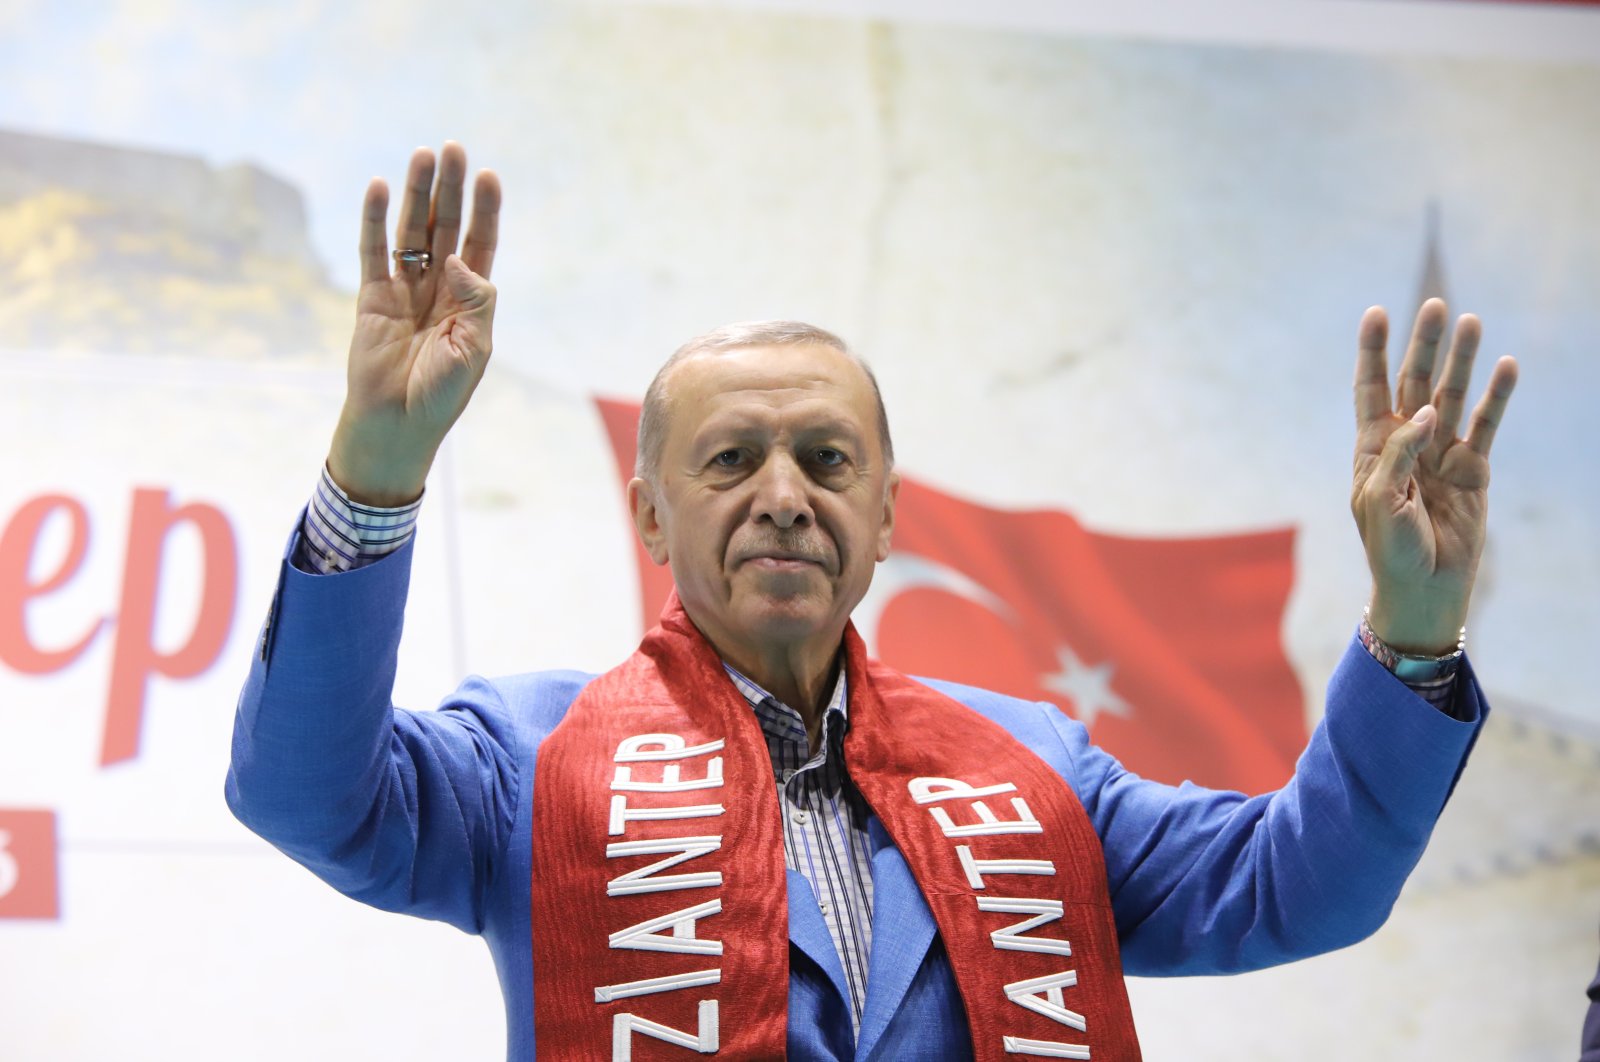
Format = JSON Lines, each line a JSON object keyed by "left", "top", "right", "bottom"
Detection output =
{"left": 227, "top": 144, "right": 1516, "bottom": 1061}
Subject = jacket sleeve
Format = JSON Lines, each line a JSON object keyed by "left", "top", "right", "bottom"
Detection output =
{"left": 1583, "top": 937, "right": 1600, "bottom": 1062}
{"left": 1049, "top": 637, "right": 1485, "bottom": 975}
{"left": 224, "top": 526, "right": 520, "bottom": 935}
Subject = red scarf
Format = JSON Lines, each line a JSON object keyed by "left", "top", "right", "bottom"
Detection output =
{"left": 531, "top": 597, "right": 1141, "bottom": 1059}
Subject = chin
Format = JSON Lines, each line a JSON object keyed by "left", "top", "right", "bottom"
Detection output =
{"left": 734, "top": 592, "right": 837, "bottom": 643}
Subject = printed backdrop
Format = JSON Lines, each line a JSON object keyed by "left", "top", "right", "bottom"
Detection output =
{"left": 1, "top": 1, "right": 1598, "bottom": 1059}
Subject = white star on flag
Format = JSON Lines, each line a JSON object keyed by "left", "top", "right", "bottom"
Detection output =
{"left": 1042, "top": 646, "right": 1132, "bottom": 728}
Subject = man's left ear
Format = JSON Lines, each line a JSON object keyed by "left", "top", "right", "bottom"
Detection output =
{"left": 876, "top": 471, "right": 900, "bottom": 563}
{"left": 627, "top": 477, "right": 670, "bottom": 566}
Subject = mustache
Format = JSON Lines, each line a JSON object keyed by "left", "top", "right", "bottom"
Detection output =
{"left": 732, "top": 530, "right": 835, "bottom": 567}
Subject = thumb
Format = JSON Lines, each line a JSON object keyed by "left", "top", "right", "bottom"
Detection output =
{"left": 1372, "top": 404, "right": 1436, "bottom": 496}
{"left": 442, "top": 253, "right": 494, "bottom": 310}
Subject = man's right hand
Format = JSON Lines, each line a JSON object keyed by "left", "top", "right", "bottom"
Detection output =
{"left": 327, "top": 142, "right": 501, "bottom": 506}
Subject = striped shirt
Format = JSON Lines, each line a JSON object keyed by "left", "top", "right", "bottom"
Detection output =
{"left": 722, "top": 663, "right": 877, "bottom": 1036}
{"left": 300, "top": 466, "right": 420, "bottom": 572}
{"left": 292, "top": 468, "right": 1467, "bottom": 1042}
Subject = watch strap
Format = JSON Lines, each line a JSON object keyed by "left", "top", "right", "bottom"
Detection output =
{"left": 1359, "top": 608, "right": 1465, "bottom": 685}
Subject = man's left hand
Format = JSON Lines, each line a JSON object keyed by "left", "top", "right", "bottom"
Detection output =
{"left": 1351, "top": 298, "right": 1519, "bottom": 655}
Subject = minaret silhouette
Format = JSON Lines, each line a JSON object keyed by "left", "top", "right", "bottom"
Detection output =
{"left": 1416, "top": 199, "right": 1452, "bottom": 392}
{"left": 1414, "top": 199, "right": 1496, "bottom": 617}
{"left": 1416, "top": 200, "right": 1451, "bottom": 308}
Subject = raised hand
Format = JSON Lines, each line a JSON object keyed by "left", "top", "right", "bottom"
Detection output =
{"left": 327, "top": 142, "right": 501, "bottom": 506}
{"left": 1350, "top": 298, "right": 1518, "bottom": 654}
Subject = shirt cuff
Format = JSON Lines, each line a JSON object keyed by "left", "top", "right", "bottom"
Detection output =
{"left": 1398, "top": 670, "right": 1462, "bottom": 718}
{"left": 293, "top": 466, "right": 422, "bottom": 575}
{"left": 1356, "top": 619, "right": 1465, "bottom": 719}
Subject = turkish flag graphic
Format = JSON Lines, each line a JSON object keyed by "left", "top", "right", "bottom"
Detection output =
{"left": 596, "top": 398, "right": 1305, "bottom": 793}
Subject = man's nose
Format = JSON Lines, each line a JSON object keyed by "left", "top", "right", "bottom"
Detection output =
{"left": 752, "top": 453, "right": 813, "bottom": 529}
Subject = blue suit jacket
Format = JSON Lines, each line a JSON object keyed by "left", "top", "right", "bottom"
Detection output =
{"left": 1583, "top": 943, "right": 1600, "bottom": 1062}
{"left": 226, "top": 538, "right": 1484, "bottom": 1060}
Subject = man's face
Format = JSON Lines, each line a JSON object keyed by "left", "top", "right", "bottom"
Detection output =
{"left": 629, "top": 343, "right": 897, "bottom": 661}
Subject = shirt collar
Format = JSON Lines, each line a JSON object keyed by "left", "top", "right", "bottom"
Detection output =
{"left": 722, "top": 660, "right": 849, "bottom": 726}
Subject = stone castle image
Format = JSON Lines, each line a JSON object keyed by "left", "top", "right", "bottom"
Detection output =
{"left": 0, "top": 127, "right": 347, "bottom": 360}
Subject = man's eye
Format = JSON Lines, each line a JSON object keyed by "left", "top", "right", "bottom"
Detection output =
{"left": 713, "top": 449, "right": 743, "bottom": 468}
{"left": 813, "top": 448, "right": 845, "bottom": 468}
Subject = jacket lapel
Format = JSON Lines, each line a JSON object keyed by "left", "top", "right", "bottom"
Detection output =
{"left": 786, "top": 868, "right": 852, "bottom": 1005}
{"left": 855, "top": 816, "right": 938, "bottom": 1060}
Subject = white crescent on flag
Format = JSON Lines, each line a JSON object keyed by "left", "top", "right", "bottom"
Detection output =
{"left": 853, "top": 552, "right": 1013, "bottom": 656}
{"left": 855, "top": 552, "right": 1132, "bottom": 727}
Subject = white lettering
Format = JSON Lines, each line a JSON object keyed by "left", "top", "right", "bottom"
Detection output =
{"left": 977, "top": 896, "right": 1072, "bottom": 956}
{"left": 956, "top": 844, "right": 1056, "bottom": 889}
{"left": 609, "top": 795, "right": 724, "bottom": 836}
{"left": 612, "top": 1000, "right": 719, "bottom": 1059}
{"left": 931, "top": 796, "right": 1043, "bottom": 837}
{"left": 1004, "top": 970, "right": 1087, "bottom": 1032}
{"left": 909, "top": 775, "right": 1019, "bottom": 805}
{"left": 616, "top": 733, "right": 725, "bottom": 762}
{"left": 596, "top": 968, "right": 722, "bottom": 1003}
{"left": 912, "top": 776, "right": 1096, "bottom": 1054}
{"left": 609, "top": 899, "right": 724, "bottom": 955}
{"left": 1003, "top": 1035, "right": 1091, "bottom": 1059}
{"left": 600, "top": 735, "right": 728, "bottom": 1056}
{"left": 612, "top": 758, "right": 725, "bottom": 793}
{"left": 606, "top": 835, "right": 724, "bottom": 896}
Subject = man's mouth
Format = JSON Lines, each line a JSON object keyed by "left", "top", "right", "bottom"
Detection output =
{"left": 744, "top": 553, "right": 822, "bottom": 570}
{"left": 738, "top": 547, "right": 830, "bottom": 573}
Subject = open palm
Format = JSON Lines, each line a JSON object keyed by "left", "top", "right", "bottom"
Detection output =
{"left": 1350, "top": 299, "right": 1517, "bottom": 653}
{"left": 330, "top": 143, "right": 502, "bottom": 506}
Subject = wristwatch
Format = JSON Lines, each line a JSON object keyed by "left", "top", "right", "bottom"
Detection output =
{"left": 1359, "top": 609, "right": 1465, "bottom": 683}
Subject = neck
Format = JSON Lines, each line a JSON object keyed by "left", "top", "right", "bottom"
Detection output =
{"left": 709, "top": 634, "right": 843, "bottom": 752}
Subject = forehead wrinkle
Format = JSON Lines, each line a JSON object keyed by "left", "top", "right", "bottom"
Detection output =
{"left": 668, "top": 343, "right": 866, "bottom": 399}
{"left": 696, "top": 371, "right": 838, "bottom": 407}
{"left": 691, "top": 396, "right": 867, "bottom": 445}
{"left": 660, "top": 344, "right": 882, "bottom": 463}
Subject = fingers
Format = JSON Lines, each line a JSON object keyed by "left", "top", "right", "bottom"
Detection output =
{"left": 1395, "top": 297, "right": 1449, "bottom": 417}
{"left": 460, "top": 169, "right": 502, "bottom": 279}
{"left": 1372, "top": 404, "right": 1438, "bottom": 495}
{"left": 1355, "top": 301, "right": 1513, "bottom": 466}
{"left": 442, "top": 253, "right": 494, "bottom": 311}
{"left": 440, "top": 255, "right": 496, "bottom": 369}
{"left": 1464, "top": 355, "right": 1519, "bottom": 457}
{"left": 429, "top": 141, "right": 468, "bottom": 264}
{"left": 1429, "top": 313, "right": 1480, "bottom": 447}
{"left": 371, "top": 144, "right": 495, "bottom": 286}
{"left": 1354, "top": 305, "right": 1392, "bottom": 428}
{"left": 394, "top": 146, "right": 436, "bottom": 261}
{"left": 357, "top": 178, "right": 390, "bottom": 285}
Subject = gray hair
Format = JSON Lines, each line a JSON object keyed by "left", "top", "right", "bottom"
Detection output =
{"left": 635, "top": 320, "right": 894, "bottom": 481}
